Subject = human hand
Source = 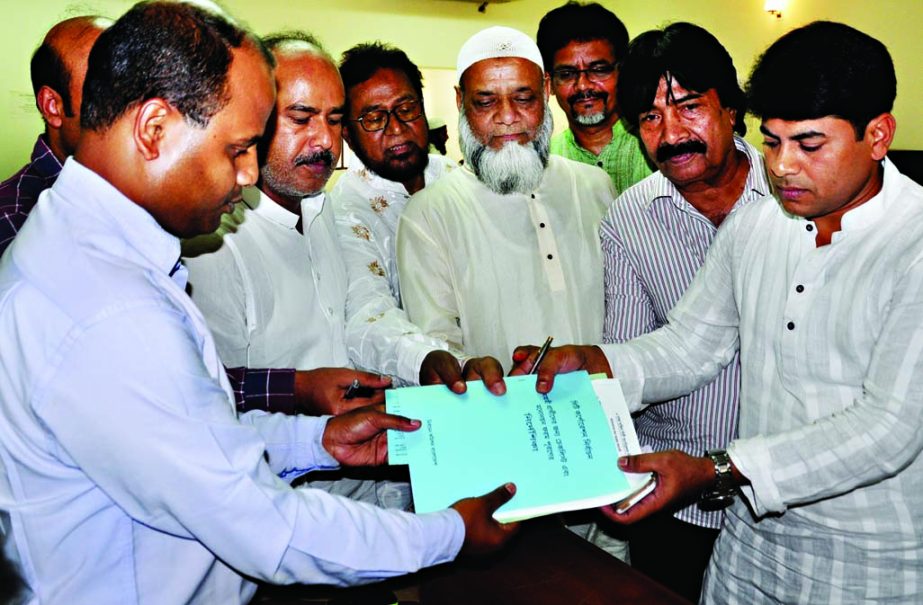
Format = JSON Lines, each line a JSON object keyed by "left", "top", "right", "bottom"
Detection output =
{"left": 321, "top": 405, "right": 420, "bottom": 467}
{"left": 509, "top": 344, "right": 612, "bottom": 393}
{"left": 451, "top": 483, "right": 520, "bottom": 556}
{"left": 293, "top": 368, "right": 391, "bottom": 415}
{"left": 419, "top": 352, "right": 506, "bottom": 395}
{"left": 599, "top": 450, "right": 715, "bottom": 524}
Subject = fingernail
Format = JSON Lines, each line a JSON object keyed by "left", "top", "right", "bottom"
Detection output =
{"left": 618, "top": 456, "right": 628, "bottom": 468}
{"left": 409, "top": 419, "right": 421, "bottom": 428}
{"left": 505, "top": 482, "right": 516, "bottom": 494}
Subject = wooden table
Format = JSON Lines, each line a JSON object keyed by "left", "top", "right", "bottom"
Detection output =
{"left": 255, "top": 518, "right": 692, "bottom": 604}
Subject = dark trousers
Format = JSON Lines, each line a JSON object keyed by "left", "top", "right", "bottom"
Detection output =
{"left": 628, "top": 512, "right": 719, "bottom": 604}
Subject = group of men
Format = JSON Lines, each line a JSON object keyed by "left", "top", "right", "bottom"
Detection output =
{"left": 0, "top": 0, "right": 919, "bottom": 604}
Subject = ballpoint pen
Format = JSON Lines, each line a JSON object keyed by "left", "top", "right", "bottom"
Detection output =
{"left": 529, "top": 336, "right": 554, "bottom": 375}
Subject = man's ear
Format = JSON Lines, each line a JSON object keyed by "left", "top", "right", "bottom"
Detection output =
{"left": 455, "top": 85, "right": 463, "bottom": 112}
{"left": 542, "top": 73, "right": 551, "bottom": 102}
{"left": 36, "top": 86, "right": 66, "bottom": 128}
{"left": 132, "top": 98, "right": 171, "bottom": 161}
{"left": 865, "top": 112, "right": 896, "bottom": 162}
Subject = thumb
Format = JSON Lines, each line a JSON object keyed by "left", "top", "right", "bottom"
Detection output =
{"left": 368, "top": 410, "right": 422, "bottom": 433}
{"left": 480, "top": 482, "right": 517, "bottom": 513}
{"left": 617, "top": 455, "right": 647, "bottom": 473}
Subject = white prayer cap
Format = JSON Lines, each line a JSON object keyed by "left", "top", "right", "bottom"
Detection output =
{"left": 456, "top": 26, "right": 544, "bottom": 82}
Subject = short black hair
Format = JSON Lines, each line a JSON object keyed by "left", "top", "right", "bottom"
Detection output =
{"left": 81, "top": 1, "right": 272, "bottom": 132}
{"left": 339, "top": 42, "right": 424, "bottom": 112}
{"left": 536, "top": 2, "right": 629, "bottom": 72}
{"left": 617, "top": 22, "right": 746, "bottom": 135}
{"left": 747, "top": 21, "right": 896, "bottom": 139}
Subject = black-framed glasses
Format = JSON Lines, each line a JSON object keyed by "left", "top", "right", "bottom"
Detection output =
{"left": 552, "top": 64, "right": 617, "bottom": 86}
{"left": 353, "top": 99, "right": 424, "bottom": 132}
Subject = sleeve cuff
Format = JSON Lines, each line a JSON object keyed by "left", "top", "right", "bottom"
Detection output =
{"left": 600, "top": 343, "right": 647, "bottom": 413}
{"left": 311, "top": 415, "right": 341, "bottom": 469}
{"left": 727, "top": 435, "right": 786, "bottom": 516}
{"left": 413, "top": 508, "right": 465, "bottom": 567}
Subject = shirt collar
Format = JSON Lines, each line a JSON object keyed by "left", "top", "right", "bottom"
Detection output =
{"left": 837, "top": 157, "right": 896, "bottom": 234}
{"left": 30, "top": 134, "right": 65, "bottom": 180}
{"left": 245, "top": 186, "right": 300, "bottom": 229}
{"left": 349, "top": 154, "right": 447, "bottom": 195}
{"left": 54, "top": 158, "right": 181, "bottom": 277}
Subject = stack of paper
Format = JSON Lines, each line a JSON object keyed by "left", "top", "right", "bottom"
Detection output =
{"left": 386, "top": 371, "right": 654, "bottom": 522}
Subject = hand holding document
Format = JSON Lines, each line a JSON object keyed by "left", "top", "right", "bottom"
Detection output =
{"left": 387, "top": 371, "right": 655, "bottom": 522}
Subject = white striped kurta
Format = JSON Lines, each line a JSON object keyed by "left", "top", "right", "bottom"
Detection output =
{"left": 601, "top": 137, "right": 768, "bottom": 530}
{"left": 603, "top": 159, "right": 923, "bottom": 603}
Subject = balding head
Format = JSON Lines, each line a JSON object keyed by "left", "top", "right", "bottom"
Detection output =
{"left": 31, "top": 15, "right": 111, "bottom": 160}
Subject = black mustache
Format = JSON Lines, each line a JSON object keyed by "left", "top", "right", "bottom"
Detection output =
{"left": 295, "top": 150, "right": 334, "bottom": 167}
{"left": 567, "top": 90, "right": 606, "bottom": 105}
{"left": 656, "top": 140, "right": 707, "bottom": 163}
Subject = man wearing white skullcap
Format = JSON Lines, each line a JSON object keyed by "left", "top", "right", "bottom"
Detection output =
{"left": 397, "top": 25, "right": 625, "bottom": 558}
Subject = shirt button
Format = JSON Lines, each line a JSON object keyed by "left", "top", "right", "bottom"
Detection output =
{"left": 539, "top": 222, "right": 546, "bottom": 228}
{"left": 795, "top": 284, "right": 804, "bottom": 293}
{"left": 806, "top": 224, "right": 814, "bottom": 232}
{"left": 596, "top": 161, "right": 603, "bottom": 167}
{"left": 787, "top": 321, "right": 795, "bottom": 330}
{"left": 531, "top": 194, "right": 536, "bottom": 199}
{"left": 547, "top": 254, "right": 554, "bottom": 260}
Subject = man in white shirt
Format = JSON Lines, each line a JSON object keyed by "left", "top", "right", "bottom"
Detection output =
{"left": 515, "top": 21, "right": 922, "bottom": 603}
{"left": 0, "top": 3, "right": 516, "bottom": 602}
{"left": 331, "top": 43, "right": 501, "bottom": 389}
{"left": 398, "top": 26, "right": 615, "bottom": 374}
{"left": 397, "top": 25, "right": 623, "bottom": 558}
{"left": 184, "top": 33, "right": 387, "bottom": 416}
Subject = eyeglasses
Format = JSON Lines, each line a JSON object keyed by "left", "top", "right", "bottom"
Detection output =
{"left": 551, "top": 64, "right": 617, "bottom": 86}
{"left": 353, "top": 99, "right": 424, "bottom": 132}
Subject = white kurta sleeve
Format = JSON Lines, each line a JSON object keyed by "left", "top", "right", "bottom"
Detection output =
{"left": 397, "top": 194, "right": 465, "bottom": 354}
{"left": 332, "top": 188, "right": 450, "bottom": 384}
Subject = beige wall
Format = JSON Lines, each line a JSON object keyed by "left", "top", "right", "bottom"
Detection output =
{"left": 2, "top": 0, "right": 920, "bottom": 175}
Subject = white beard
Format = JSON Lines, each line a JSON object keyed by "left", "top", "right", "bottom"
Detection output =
{"left": 458, "top": 105, "right": 553, "bottom": 195}
{"left": 574, "top": 111, "right": 606, "bottom": 126}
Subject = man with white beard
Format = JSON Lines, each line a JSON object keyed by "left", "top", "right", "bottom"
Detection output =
{"left": 398, "top": 25, "right": 615, "bottom": 373}
{"left": 397, "top": 25, "right": 622, "bottom": 557}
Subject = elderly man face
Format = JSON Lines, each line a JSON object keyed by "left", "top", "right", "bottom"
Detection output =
{"left": 637, "top": 76, "right": 738, "bottom": 192}
{"left": 261, "top": 46, "right": 344, "bottom": 209}
{"left": 456, "top": 57, "right": 553, "bottom": 194}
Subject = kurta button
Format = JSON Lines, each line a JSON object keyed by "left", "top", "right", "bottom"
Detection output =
{"left": 795, "top": 284, "right": 804, "bottom": 293}
{"left": 806, "top": 224, "right": 814, "bottom": 232}
{"left": 596, "top": 161, "right": 603, "bottom": 167}
{"left": 787, "top": 321, "right": 795, "bottom": 330}
{"left": 531, "top": 194, "right": 536, "bottom": 199}
{"left": 539, "top": 222, "right": 546, "bottom": 228}
{"left": 547, "top": 254, "right": 553, "bottom": 260}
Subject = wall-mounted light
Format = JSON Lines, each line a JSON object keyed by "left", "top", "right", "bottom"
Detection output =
{"left": 764, "top": 0, "right": 784, "bottom": 18}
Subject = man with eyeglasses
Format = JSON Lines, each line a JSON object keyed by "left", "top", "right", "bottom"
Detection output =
{"left": 330, "top": 43, "right": 503, "bottom": 391}
{"left": 537, "top": 2, "right": 653, "bottom": 195}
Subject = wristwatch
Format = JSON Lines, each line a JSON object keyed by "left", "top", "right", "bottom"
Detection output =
{"left": 699, "top": 449, "right": 737, "bottom": 511}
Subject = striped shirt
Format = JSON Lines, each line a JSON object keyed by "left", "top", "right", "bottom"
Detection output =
{"left": 604, "top": 159, "right": 923, "bottom": 603}
{"left": 601, "top": 137, "right": 768, "bottom": 529}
